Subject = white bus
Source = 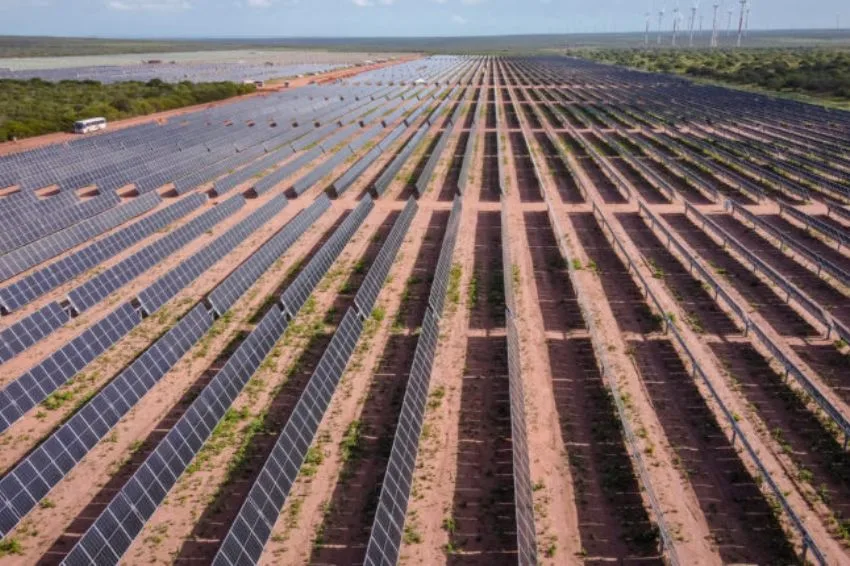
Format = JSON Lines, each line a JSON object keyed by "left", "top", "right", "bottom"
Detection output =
{"left": 73, "top": 117, "right": 107, "bottom": 134}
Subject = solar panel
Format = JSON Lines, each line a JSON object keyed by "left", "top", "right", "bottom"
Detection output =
{"left": 212, "top": 307, "right": 365, "bottom": 566}
{"left": 291, "top": 146, "right": 352, "bottom": 196}
{"left": 0, "top": 194, "right": 206, "bottom": 314}
{"left": 507, "top": 312, "right": 537, "bottom": 566}
{"left": 332, "top": 146, "right": 382, "bottom": 196}
{"left": 0, "top": 302, "right": 141, "bottom": 433}
{"left": 137, "top": 194, "right": 287, "bottom": 316}
{"left": 208, "top": 195, "right": 330, "bottom": 317}
{"left": 363, "top": 308, "right": 439, "bottom": 566}
{"left": 0, "top": 302, "right": 70, "bottom": 364}
{"left": 414, "top": 128, "right": 452, "bottom": 196}
{"left": 457, "top": 129, "right": 476, "bottom": 195}
{"left": 374, "top": 127, "right": 429, "bottom": 196}
{"left": 428, "top": 197, "right": 462, "bottom": 317}
{"left": 354, "top": 198, "right": 417, "bottom": 319}
{"left": 61, "top": 304, "right": 288, "bottom": 566}
{"left": 67, "top": 195, "right": 244, "bottom": 314}
{"left": 253, "top": 146, "right": 323, "bottom": 195}
{"left": 61, "top": 190, "right": 374, "bottom": 566}
{"left": 280, "top": 195, "right": 373, "bottom": 319}
{"left": 0, "top": 192, "right": 161, "bottom": 282}
{"left": 0, "top": 303, "right": 212, "bottom": 538}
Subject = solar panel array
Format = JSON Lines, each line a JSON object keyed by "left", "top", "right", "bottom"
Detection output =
{"left": 332, "top": 145, "right": 383, "bottom": 196}
{"left": 61, "top": 304, "right": 288, "bottom": 566}
{"left": 137, "top": 194, "right": 287, "bottom": 315}
{"left": 292, "top": 145, "right": 353, "bottom": 196}
{"left": 0, "top": 303, "right": 213, "bottom": 539}
{"left": 0, "top": 193, "right": 206, "bottom": 313}
{"left": 208, "top": 195, "right": 330, "bottom": 316}
{"left": 61, "top": 190, "right": 374, "bottom": 566}
{"left": 0, "top": 302, "right": 141, "bottom": 433}
{"left": 67, "top": 195, "right": 244, "bottom": 314}
{"left": 428, "top": 197, "right": 463, "bottom": 317}
{"left": 253, "top": 147, "right": 323, "bottom": 195}
{"left": 780, "top": 204, "right": 850, "bottom": 249}
{"left": 506, "top": 316, "right": 537, "bottom": 565}
{"left": 0, "top": 302, "right": 69, "bottom": 364}
{"left": 458, "top": 127, "right": 476, "bottom": 195}
{"left": 354, "top": 198, "right": 417, "bottom": 319}
{"left": 363, "top": 308, "right": 439, "bottom": 566}
{"left": 212, "top": 308, "right": 365, "bottom": 566}
{"left": 363, "top": 196, "right": 462, "bottom": 566}
{"left": 0, "top": 193, "right": 122, "bottom": 256}
{"left": 212, "top": 145, "right": 295, "bottom": 196}
{"left": 280, "top": 195, "right": 374, "bottom": 319}
{"left": 0, "top": 192, "right": 160, "bottom": 281}
{"left": 414, "top": 126, "right": 452, "bottom": 196}
{"left": 374, "top": 127, "right": 429, "bottom": 196}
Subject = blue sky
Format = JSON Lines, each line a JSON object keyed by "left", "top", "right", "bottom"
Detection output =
{"left": 0, "top": 0, "right": 844, "bottom": 38}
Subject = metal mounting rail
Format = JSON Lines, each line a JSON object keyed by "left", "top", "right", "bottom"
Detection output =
{"left": 726, "top": 200, "right": 850, "bottom": 289}
{"left": 543, "top": 192, "right": 679, "bottom": 566}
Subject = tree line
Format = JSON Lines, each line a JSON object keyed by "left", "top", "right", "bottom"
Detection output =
{"left": 576, "top": 48, "right": 850, "bottom": 104}
{"left": 0, "top": 79, "right": 256, "bottom": 140}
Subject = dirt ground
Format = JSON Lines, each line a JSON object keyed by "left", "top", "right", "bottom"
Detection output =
{"left": 4, "top": 55, "right": 850, "bottom": 566}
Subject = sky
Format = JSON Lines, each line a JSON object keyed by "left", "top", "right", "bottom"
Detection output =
{"left": 0, "top": 0, "right": 845, "bottom": 38}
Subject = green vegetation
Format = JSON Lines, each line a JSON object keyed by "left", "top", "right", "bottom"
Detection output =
{"left": 0, "top": 78, "right": 255, "bottom": 140}
{"left": 576, "top": 48, "right": 850, "bottom": 108}
{"left": 0, "top": 538, "right": 23, "bottom": 557}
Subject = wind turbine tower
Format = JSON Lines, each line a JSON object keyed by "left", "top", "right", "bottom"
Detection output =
{"left": 645, "top": 11, "right": 651, "bottom": 46}
{"left": 727, "top": 7, "right": 734, "bottom": 36}
{"left": 672, "top": 6, "right": 680, "bottom": 46}
{"left": 657, "top": 9, "right": 665, "bottom": 45}
{"left": 689, "top": 3, "right": 698, "bottom": 47}
{"left": 736, "top": 0, "right": 747, "bottom": 47}
{"left": 710, "top": 2, "right": 720, "bottom": 47}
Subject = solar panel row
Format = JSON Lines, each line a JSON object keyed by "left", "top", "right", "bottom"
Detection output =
{"left": 0, "top": 302, "right": 69, "bottom": 364}
{"left": 428, "top": 197, "right": 463, "bottom": 317}
{"left": 67, "top": 195, "right": 244, "bottom": 314}
{"left": 212, "top": 307, "right": 365, "bottom": 566}
{"left": 414, "top": 127, "right": 452, "bottom": 196}
{"left": 292, "top": 146, "right": 352, "bottom": 196}
{"left": 61, "top": 304, "right": 288, "bottom": 566}
{"left": 173, "top": 145, "right": 268, "bottom": 195}
{"left": 331, "top": 145, "right": 382, "bottom": 196}
{"left": 354, "top": 197, "right": 417, "bottom": 319}
{"left": 213, "top": 144, "right": 296, "bottom": 196}
{"left": 208, "top": 194, "right": 330, "bottom": 317}
{"left": 457, "top": 128, "right": 476, "bottom": 195}
{"left": 280, "top": 195, "right": 374, "bottom": 318}
{"left": 61, "top": 191, "right": 374, "bottom": 566}
{"left": 0, "top": 192, "right": 161, "bottom": 282}
{"left": 374, "top": 127, "right": 429, "bottom": 196}
{"left": 0, "top": 302, "right": 141, "bottom": 433}
{"left": 137, "top": 194, "right": 287, "bottom": 316}
{"left": 506, "top": 312, "right": 537, "bottom": 566}
{"left": 0, "top": 192, "right": 121, "bottom": 256}
{"left": 363, "top": 308, "right": 439, "bottom": 566}
{"left": 0, "top": 193, "right": 206, "bottom": 314}
{"left": 253, "top": 147, "right": 324, "bottom": 195}
{"left": 0, "top": 303, "right": 213, "bottom": 539}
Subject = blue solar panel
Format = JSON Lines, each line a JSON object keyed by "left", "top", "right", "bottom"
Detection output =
{"left": 208, "top": 195, "right": 330, "bottom": 316}
{"left": 137, "top": 194, "right": 286, "bottom": 316}
{"left": 0, "top": 303, "right": 212, "bottom": 538}
{"left": 0, "top": 302, "right": 141, "bottom": 433}
{"left": 67, "top": 196, "right": 244, "bottom": 314}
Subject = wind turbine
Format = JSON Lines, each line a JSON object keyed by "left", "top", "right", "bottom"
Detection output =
{"left": 711, "top": 1, "right": 720, "bottom": 47}
{"left": 657, "top": 8, "right": 665, "bottom": 45}
{"left": 736, "top": 0, "right": 747, "bottom": 47}
{"left": 645, "top": 11, "right": 652, "bottom": 46}
{"left": 689, "top": 2, "right": 698, "bottom": 47}
{"left": 726, "top": 6, "right": 734, "bottom": 36}
{"left": 672, "top": 6, "right": 680, "bottom": 46}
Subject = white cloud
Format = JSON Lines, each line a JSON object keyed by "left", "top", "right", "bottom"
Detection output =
{"left": 107, "top": 0, "right": 190, "bottom": 10}
{"left": 246, "top": 0, "right": 272, "bottom": 6}
{"left": 451, "top": 13, "right": 467, "bottom": 23}
{"left": 352, "top": 0, "right": 394, "bottom": 6}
